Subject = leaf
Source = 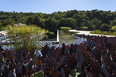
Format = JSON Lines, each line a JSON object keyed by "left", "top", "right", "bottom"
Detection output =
{"left": 90, "top": 61, "right": 101, "bottom": 74}
{"left": 8, "top": 71, "right": 14, "bottom": 77}
{"left": 17, "top": 62, "right": 22, "bottom": 75}
{"left": 5, "top": 50, "right": 12, "bottom": 61}
{"left": 66, "top": 54, "right": 75, "bottom": 67}
{"left": 0, "top": 51, "right": 3, "bottom": 59}
{"left": 62, "top": 43, "right": 65, "bottom": 54}
{"left": 30, "top": 71, "right": 44, "bottom": 77}
{"left": 55, "top": 47, "right": 60, "bottom": 57}
{"left": 28, "top": 61, "right": 33, "bottom": 73}
{"left": 69, "top": 44, "right": 74, "bottom": 54}
{"left": 15, "top": 47, "right": 22, "bottom": 58}
{"left": 30, "top": 48, "right": 35, "bottom": 57}
{"left": 83, "top": 52, "right": 91, "bottom": 65}
{"left": 33, "top": 54, "right": 38, "bottom": 66}
{"left": 69, "top": 69, "right": 80, "bottom": 77}
{"left": 22, "top": 47, "right": 29, "bottom": 56}
{"left": 55, "top": 56, "right": 65, "bottom": 70}
{"left": 26, "top": 55, "right": 31, "bottom": 63}
{"left": 41, "top": 45, "right": 49, "bottom": 57}
{"left": 51, "top": 70, "right": 61, "bottom": 77}
{"left": 65, "top": 67, "right": 71, "bottom": 77}
{"left": 113, "top": 70, "right": 116, "bottom": 77}
{"left": 11, "top": 51, "right": 18, "bottom": 61}
{"left": 60, "top": 67, "right": 66, "bottom": 77}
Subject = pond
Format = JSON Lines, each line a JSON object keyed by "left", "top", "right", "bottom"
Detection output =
{"left": 0, "top": 30, "right": 85, "bottom": 50}
{"left": 0, "top": 32, "right": 57, "bottom": 50}
{"left": 59, "top": 30, "right": 78, "bottom": 44}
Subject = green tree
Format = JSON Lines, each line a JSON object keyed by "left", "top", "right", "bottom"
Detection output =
{"left": 0, "top": 23, "right": 2, "bottom": 29}
{"left": 110, "top": 20, "right": 116, "bottom": 26}
{"left": 65, "top": 18, "right": 76, "bottom": 28}
{"left": 100, "top": 23, "right": 109, "bottom": 31}
{"left": 86, "top": 21, "right": 93, "bottom": 29}
{"left": 91, "top": 18, "right": 102, "bottom": 29}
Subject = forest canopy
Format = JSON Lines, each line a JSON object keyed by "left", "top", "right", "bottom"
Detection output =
{"left": 0, "top": 9, "right": 116, "bottom": 34}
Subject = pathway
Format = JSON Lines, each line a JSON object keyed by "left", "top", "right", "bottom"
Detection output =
{"left": 69, "top": 30, "right": 116, "bottom": 37}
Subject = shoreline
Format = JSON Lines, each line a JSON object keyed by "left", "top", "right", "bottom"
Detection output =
{"left": 69, "top": 29, "right": 116, "bottom": 37}
{"left": 0, "top": 31, "right": 7, "bottom": 36}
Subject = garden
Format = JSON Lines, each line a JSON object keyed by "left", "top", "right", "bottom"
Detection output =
{"left": 0, "top": 25, "right": 116, "bottom": 77}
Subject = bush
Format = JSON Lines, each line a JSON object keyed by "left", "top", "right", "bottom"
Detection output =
{"left": 90, "top": 29, "right": 101, "bottom": 34}
{"left": 111, "top": 26, "right": 116, "bottom": 32}
{"left": 114, "top": 32, "right": 116, "bottom": 35}
{"left": 103, "top": 31, "right": 107, "bottom": 34}
{"left": 100, "top": 23, "right": 109, "bottom": 31}
{"left": 7, "top": 25, "right": 47, "bottom": 50}
{"left": 94, "top": 29, "right": 101, "bottom": 34}
{"left": 81, "top": 26, "right": 88, "bottom": 30}
{"left": 60, "top": 27, "right": 71, "bottom": 33}
{"left": 60, "top": 27, "right": 71, "bottom": 30}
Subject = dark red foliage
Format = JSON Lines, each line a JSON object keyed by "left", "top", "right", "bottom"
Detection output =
{"left": 41, "top": 45, "right": 49, "bottom": 58}
{"left": 0, "top": 34, "right": 116, "bottom": 77}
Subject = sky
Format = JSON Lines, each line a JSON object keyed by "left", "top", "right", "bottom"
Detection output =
{"left": 0, "top": 0, "right": 116, "bottom": 14}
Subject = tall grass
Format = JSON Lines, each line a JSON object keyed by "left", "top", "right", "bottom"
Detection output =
{"left": 6, "top": 25, "right": 48, "bottom": 50}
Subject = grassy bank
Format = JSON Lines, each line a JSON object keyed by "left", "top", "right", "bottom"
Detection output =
{"left": 90, "top": 29, "right": 116, "bottom": 36}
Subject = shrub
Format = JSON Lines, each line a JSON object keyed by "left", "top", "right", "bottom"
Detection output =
{"left": 94, "top": 29, "right": 101, "bottom": 34}
{"left": 111, "top": 26, "right": 116, "bottom": 32}
{"left": 100, "top": 23, "right": 109, "bottom": 31}
{"left": 7, "top": 25, "right": 47, "bottom": 50}
{"left": 81, "top": 26, "right": 88, "bottom": 30}
{"left": 60, "top": 27, "right": 71, "bottom": 33}
{"left": 103, "top": 31, "right": 107, "bottom": 34}
{"left": 60, "top": 27, "right": 71, "bottom": 30}
{"left": 114, "top": 32, "right": 116, "bottom": 35}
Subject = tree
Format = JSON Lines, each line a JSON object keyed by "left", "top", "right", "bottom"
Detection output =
{"left": 110, "top": 20, "right": 116, "bottom": 26}
{"left": 26, "top": 17, "right": 33, "bottom": 25}
{"left": 73, "top": 14, "right": 82, "bottom": 27}
{"left": 2, "top": 17, "right": 15, "bottom": 26}
{"left": 65, "top": 18, "right": 76, "bottom": 28}
{"left": 0, "top": 23, "right": 2, "bottom": 29}
{"left": 86, "top": 21, "right": 93, "bottom": 30}
{"left": 100, "top": 23, "right": 109, "bottom": 31}
{"left": 91, "top": 18, "right": 102, "bottom": 29}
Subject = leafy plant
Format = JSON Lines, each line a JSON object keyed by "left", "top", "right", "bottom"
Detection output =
{"left": 30, "top": 71, "right": 44, "bottom": 77}
{"left": 114, "top": 32, "right": 116, "bottom": 35}
{"left": 94, "top": 29, "right": 101, "bottom": 34}
{"left": 103, "top": 31, "right": 107, "bottom": 34}
{"left": 111, "top": 26, "right": 116, "bottom": 32}
{"left": 60, "top": 27, "right": 71, "bottom": 30}
{"left": 7, "top": 25, "right": 47, "bottom": 50}
{"left": 90, "top": 29, "right": 101, "bottom": 34}
{"left": 81, "top": 26, "right": 88, "bottom": 30}
{"left": 69, "top": 69, "right": 80, "bottom": 77}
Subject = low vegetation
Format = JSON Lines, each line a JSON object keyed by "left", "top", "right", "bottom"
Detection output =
{"left": 7, "top": 25, "right": 46, "bottom": 36}
{"left": 111, "top": 26, "right": 116, "bottom": 32}
{"left": 90, "top": 29, "right": 116, "bottom": 36}
{"left": 81, "top": 26, "right": 88, "bottom": 30}
{"left": 60, "top": 27, "right": 71, "bottom": 30}
{"left": 1, "top": 35, "right": 116, "bottom": 77}
{"left": 4, "top": 25, "right": 49, "bottom": 50}
{"left": 1, "top": 9, "right": 116, "bottom": 36}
